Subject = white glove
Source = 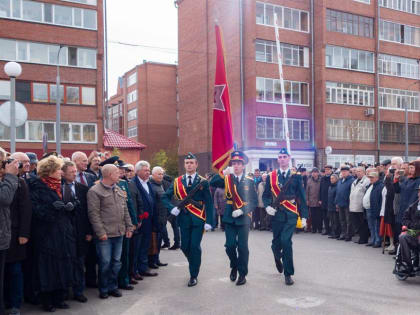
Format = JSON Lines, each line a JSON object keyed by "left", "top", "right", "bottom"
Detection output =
{"left": 171, "top": 207, "right": 180, "bottom": 216}
{"left": 266, "top": 206, "right": 277, "bottom": 216}
{"left": 301, "top": 218, "right": 307, "bottom": 229}
{"left": 232, "top": 209, "right": 244, "bottom": 218}
{"left": 204, "top": 223, "right": 212, "bottom": 231}
{"left": 223, "top": 167, "right": 231, "bottom": 176}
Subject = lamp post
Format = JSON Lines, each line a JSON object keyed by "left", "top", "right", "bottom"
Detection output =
{"left": 4, "top": 62, "right": 22, "bottom": 153}
{"left": 56, "top": 45, "right": 66, "bottom": 155}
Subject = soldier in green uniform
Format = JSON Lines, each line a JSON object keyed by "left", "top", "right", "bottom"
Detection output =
{"left": 100, "top": 157, "right": 138, "bottom": 290}
{"left": 210, "top": 151, "right": 258, "bottom": 285}
{"left": 262, "top": 148, "right": 308, "bottom": 286}
{"left": 162, "top": 153, "right": 214, "bottom": 287}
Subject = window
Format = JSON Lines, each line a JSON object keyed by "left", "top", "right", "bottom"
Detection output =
{"left": 354, "top": 0, "right": 370, "bottom": 3}
{"left": 326, "top": 45, "right": 375, "bottom": 72}
{"left": 381, "top": 122, "right": 420, "bottom": 143}
{"left": 128, "top": 126, "right": 137, "bottom": 138}
{"left": 0, "top": 0, "right": 97, "bottom": 29}
{"left": 0, "top": 80, "right": 10, "bottom": 100}
{"left": 256, "top": 77, "right": 308, "bottom": 105}
{"left": 326, "top": 82, "right": 374, "bottom": 107}
{"left": 378, "top": 54, "right": 419, "bottom": 79}
{"left": 49, "top": 85, "right": 64, "bottom": 103}
{"left": 0, "top": 38, "right": 97, "bottom": 69}
{"left": 127, "top": 90, "right": 137, "bottom": 104}
{"left": 327, "top": 9, "right": 373, "bottom": 37}
{"left": 128, "top": 108, "right": 137, "bottom": 121}
{"left": 83, "top": 124, "right": 95, "bottom": 142}
{"left": 379, "top": 88, "right": 419, "bottom": 111}
{"left": 326, "top": 118, "right": 375, "bottom": 142}
{"left": 255, "top": 39, "right": 309, "bottom": 67}
{"left": 127, "top": 72, "right": 137, "bottom": 87}
{"left": 256, "top": 116, "right": 310, "bottom": 141}
{"left": 22, "top": 0, "right": 42, "bottom": 22}
{"left": 66, "top": 86, "right": 79, "bottom": 104}
{"left": 256, "top": 2, "right": 309, "bottom": 32}
{"left": 62, "top": 0, "right": 97, "bottom": 5}
{"left": 379, "top": 0, "right": 420, "bottom": 15}
{"left": 33, "top": 83, "right": 48, "bottom": 102}
{"left": 82, "top": 87, "right": 95, "bottom": 105}
{"left": 380, "top": 20, "right": 420, "bottom": 47}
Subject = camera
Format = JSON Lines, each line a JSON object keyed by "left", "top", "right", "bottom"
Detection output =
{"left": 1, "top": 158, "right": 23, "bottom": 169}
{"left": 389, "top": 168, "right": 396, "bottom": 174}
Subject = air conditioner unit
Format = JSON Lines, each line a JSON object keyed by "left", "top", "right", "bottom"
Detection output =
{"left": 364, "top": 108, "right": 374, "bottom": 116}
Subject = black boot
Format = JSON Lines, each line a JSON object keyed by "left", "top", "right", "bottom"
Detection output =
{"left": 230, "top": 268, "right": 237, "bottom": 282}
{"left": 236, "top": 275, "right": 246, "bottom": 286}
{"left": 285, "top": 275, "right": 294, "bottom": 286}
{"left": 275, "top": 258, "right": 283, "bottom": 274}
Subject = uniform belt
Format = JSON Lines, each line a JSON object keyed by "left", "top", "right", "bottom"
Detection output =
{"left": 226, "top": 200, "right": 248, "bottom": 205}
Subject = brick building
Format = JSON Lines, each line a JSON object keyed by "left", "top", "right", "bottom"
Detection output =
{"left": 107, "top": 61, "right": 177, "bottom": 161}
{"left": 0, "top": 0, "right": 104, "bottom": 157}
{"left": 176, "top": 0, "right": 420, "bottom": 172}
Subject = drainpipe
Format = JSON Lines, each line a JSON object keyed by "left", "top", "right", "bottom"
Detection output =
{"left": 376, "top": 1, "right": 381, "bottom": 162}
{"left": 240, "top": 0, "right": 245, "bottom": 148}
{"left": 310, "top": 0, "right": 315, "bottom": 155}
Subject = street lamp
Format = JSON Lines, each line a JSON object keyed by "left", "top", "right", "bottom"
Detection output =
{"left": 4, "top": 61, "right": 22, "bottom": 153}
{"left": 56, "top": 45, "right": 66, "bottom": 155}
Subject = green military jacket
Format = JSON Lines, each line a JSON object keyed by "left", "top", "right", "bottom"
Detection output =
{"left": 262, "top": 169, "right": 308, "bottom": 223}
{"left": 117, "top": 179, "right": 138, "bottom": 226}
{"left": 162, "top": 174, "right": 214, "bottom": 228}
{"left": 210, "top": 173, "right": 257, "bottom": 226}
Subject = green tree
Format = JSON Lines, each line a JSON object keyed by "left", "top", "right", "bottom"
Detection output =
{"left": 150, "top": 149, "right": 178, "bottom": 178}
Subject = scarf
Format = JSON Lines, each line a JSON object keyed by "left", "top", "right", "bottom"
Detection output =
{"left": 41, "top": 176, "right": 62, "bottom": 199}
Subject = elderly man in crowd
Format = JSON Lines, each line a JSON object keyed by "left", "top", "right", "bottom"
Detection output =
{"left": 349, "top": 167, "right": 370, "bottom": 244}
{"left": 61, "top": 161, "right": 91, "bottom": 303}
{"left": 319, "top": 165, "right": 333, "bottom": 236}
{"left": 335, "top": 165, "right": 355, "bottom": 241}
{"left": 3, "top": 153, "right": 32, "bottom": 315}
{"left": 87, "top": 156, "right": 102, "bottom": 181}
{"left": 87, "top": 164, "right": 134, "bottom": 299}
{"left": 130, "top": 161, "right": 158, "bottom": 278}
{"left": 149, "top": 166, "right": 170, "bottom": 268}
{"left": 0, "top": 149, "right": 20, "bottom": 315}
{"left": 306, "top": 168, "right": 322, "bottom": 234}
{"left": 364, "top": 171, "right": 384, "bottom": 248}
{"left": 72, "top": 151, "right": 97, "bottom": 288}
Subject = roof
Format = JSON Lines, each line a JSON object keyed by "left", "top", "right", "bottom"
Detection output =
{"left": 103, "top": 129, "right": 146, "bottom": 150}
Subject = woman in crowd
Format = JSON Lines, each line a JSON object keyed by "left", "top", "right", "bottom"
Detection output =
{"left": 27, "top": 156, "right": 78, "bottom": 312}
{"left": 327, "top": 174, "right": 340, "bottom": 239}
{"left": 394, "top": 161, "right": 420, "bottom": 228}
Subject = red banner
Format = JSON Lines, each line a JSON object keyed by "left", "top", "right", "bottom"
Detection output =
{"left": 212, "top": 24, "right": 234, "bottom": 176}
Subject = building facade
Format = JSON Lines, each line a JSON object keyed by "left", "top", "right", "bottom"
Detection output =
{"left": 107, "top": 61, "right": 177, "bottom": 161}
{"left": 0, "top": 0, "right": 104, "bottom": 157}
{"left": 177, "top": 0, "right": 420, "bottom": 172}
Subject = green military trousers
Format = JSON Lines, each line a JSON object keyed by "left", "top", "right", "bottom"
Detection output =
{"left": 225, "top": 223, "right": 250, "bottom": 277}
{"left": 118, "top": 236, "right": 130, "bottom": 287}
{"left": 271, "top": 211, "right": 297, "bottom": 277}
{"left": 180, "top": 224, "right": 204, "bottom": 278}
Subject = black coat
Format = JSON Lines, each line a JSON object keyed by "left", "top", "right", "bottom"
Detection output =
{"left": 319, "top": 175, "right": 331, "bottom": 210}
{"left": 327, "top": 183, "right": 337, "bottom": 212}
{"left": 6, "top": 177, "right": 32, "bottom": 263}
{"left": 402, "top": 200, "right": 420, "bottom": 230}
{"left": 369, "top": 181, "right": 384, "bottom": 218}
{"left": 149, "top": 178, "right": 170, "bottom": 230}
{"left": 63, "top": 181, "right": 92, "bottom": 257}
{"left": 383, "top": 176, "right": 395, "bottom": 225}
{"left": 27, "top": 177, "right": 77, "bottom": 292}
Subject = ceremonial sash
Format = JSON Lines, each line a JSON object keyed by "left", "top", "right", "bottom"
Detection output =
{"left": 174, "top": 176, "right": 206, "bottom": 221}
{"left": 225, "top": 175, "right": 251, "bottom": 218}
{"left": 270, "top": 170, "right": 299, "bottom": 216}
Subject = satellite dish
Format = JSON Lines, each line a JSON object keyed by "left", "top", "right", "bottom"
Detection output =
{"left": 0, "top": 101, "right": 28, "bottom": 127}
{"left": 325, "top": 146, "right": 332, "bottom": 155}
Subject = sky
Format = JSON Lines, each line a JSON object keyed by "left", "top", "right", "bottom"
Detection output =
{"left": 106, "top": 0, "right": 178, "bottom": 96}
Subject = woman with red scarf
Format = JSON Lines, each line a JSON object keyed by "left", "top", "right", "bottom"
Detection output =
{"left": 27, "top": 155, "right": 78, "bottom": 312}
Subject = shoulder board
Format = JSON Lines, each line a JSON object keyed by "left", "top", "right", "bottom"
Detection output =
{"left": 199, "top": 175, "right": 206, "bottom": 180}
{"left": 246, "top": 176, "right": 253, "bottom": 180}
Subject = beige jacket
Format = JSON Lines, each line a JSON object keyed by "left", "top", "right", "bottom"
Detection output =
{"left": 87, "top": 182, "right": 134, "bottom": 239}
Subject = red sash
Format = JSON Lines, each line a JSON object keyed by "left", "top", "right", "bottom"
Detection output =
{"left": 225, "top": 175, "right": 251, "bottom": 218}
{"left": 269, "top": 170, "right": 298, "bottom": 216}
{"left": 174, "top": 176, "right": 206, "bottom": 221}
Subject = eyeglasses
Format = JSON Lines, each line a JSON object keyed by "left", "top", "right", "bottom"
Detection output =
{"left": 278, "top": 156, "right": 289, "bottom": 159}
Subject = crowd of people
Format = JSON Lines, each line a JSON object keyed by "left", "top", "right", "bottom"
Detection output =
{"left": 0, "top": 149, "right": 180, "bottom": 315}
{"left": 1, "top": 147, "right": 420, "bottom": 315}
{"left": 246, "top": 158, "right": 420, "bottom": 256}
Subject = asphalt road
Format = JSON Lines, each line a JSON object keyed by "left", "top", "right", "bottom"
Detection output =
{"left": 22, "top": 229, "right": 420, "bottom": 315}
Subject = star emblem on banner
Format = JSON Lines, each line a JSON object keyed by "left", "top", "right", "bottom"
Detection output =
{"left": 214, "top": 84, "right": 226, "bottom": 111}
